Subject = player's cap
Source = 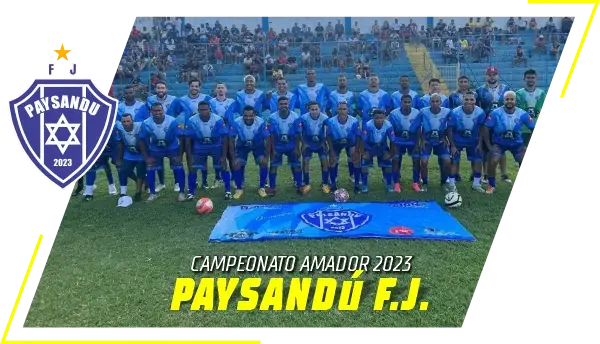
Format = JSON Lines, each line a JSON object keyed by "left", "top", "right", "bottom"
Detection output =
{"left": 486, "top": 66, "right": 499, "bottom": 75}
{"left": 117, "top": 196, "right": 133, "bottom": 208}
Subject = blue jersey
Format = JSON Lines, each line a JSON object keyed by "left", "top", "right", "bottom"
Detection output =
{"left": 235, "top": 90, "right": 266, "bottom": 116}
{"left": 167, "top": 98, "right": 196, "bottom": 129}
{"left": 362, "top": 120, "right": 395, "bottom": 152}
{"left": 476, "top": 84, "right": 511, "bottom": 114}
{"left": 269, "top": 92, "right": 299, "bottom": 113}
{"left": 230, "top": 117, "right": 269, "bottom": 149}
{"left": 117, "top": 100, "right": 144, "bottom": 121}
{"left": 209, "top": 97, "right": 236, "bottom": 123}
{"left": 298, "top": 112, "right": 328, "bottom": 150}
{"left": 185, "top": 114, "right": 229, "bottom": 153}
{"left": 180, "top": 93, "right": 211, "bottom": 115}
{"left": 325, "top": 115, "right": 361, "bottom": 146}
{"left": 117, "top": 122, "right": 144, "bottom": 161}
{"left": 391, "top": 90, "right": 423, "bottom": 110}
{"left": 421, "top": 93, "right": 449, "bottom": 108}
{"left": 133, "top": 104, "right": 151, "bottom": 122}
{"left": 389, "top": 108, "right": 420, "bottom": 146}
{"left": 414, "top": 107, "right": 452, "bottom": 145}
{"left": 358, "top": 89, "right": 392, "bottom": 122}
{"left": 447, "top": 106, "right": 486, "bottom": 146}
{"left": 485, "top": 107, "right": 535, "bottom": 145}
{"left": 327, "top": 90, "right": 357, "bottom": 116}
{"left": 294, "top": 83, "right": 331, "bottom": 113}
{"left": 139, "top": 115, "right": 182, "bottom": 153}
{"left": 146, "top": 94, "right": 177, "bottom": 113}
{"left": 446, "top": 91, "right": 476, "bottom": 110}
{"left": 268, "top": 111, "right": 300, "bottom": 151}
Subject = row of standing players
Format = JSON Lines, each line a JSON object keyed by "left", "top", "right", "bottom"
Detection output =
{"left": 74, "top": 67, "right": 545, "bottom": 203}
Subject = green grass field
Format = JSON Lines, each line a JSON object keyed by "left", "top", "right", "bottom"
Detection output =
{"left": 25, "top": 155, "right": 515, "bottom": 327}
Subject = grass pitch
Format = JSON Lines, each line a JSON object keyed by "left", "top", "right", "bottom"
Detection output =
{"left": 25, "top": 155, "right": 516, "bottom": 327}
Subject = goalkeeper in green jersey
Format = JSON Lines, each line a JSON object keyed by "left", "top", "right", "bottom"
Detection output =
{"left": 516, "top": 69, "right": 546, "bottom": 147}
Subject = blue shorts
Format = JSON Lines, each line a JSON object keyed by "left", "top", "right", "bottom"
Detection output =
{"left": 362, "top": 149, "right": 392, "bottom": 168}
{"left": 395, "top": 144, "right": 420, "bottom": 159}
{"left": 421, "top": 143, "right": 450, "bottom": 159}
{"left": 236, "top": 147, "right": 265, "bottom": 166}
{"left": 452, "top": 145, "right": 483, "bottom": 163}
{"left": 271, "top": 149, "right": 301, "bottom": 167}
{"left": 492, "top": 142, "right": 525, "bottom": 160}
{"left": 302, "top": 146, "right": 328, "bottom": 161}
{"left": 90, "top": 155, "right": 115, "bottom": 172}
{"left": 192, "top": 148, "right": 224, "bottom": 170}
{"left": 121, "top": 159, "right": 147, "bottom": 179}
{"left": 148, "top": 150, "right": 183, "bottom": 171}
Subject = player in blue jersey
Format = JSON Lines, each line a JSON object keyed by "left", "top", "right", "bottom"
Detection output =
{"left": 447, "top": 91, "right": 487, "bottom": 193}
{"left": 297, "top": 101, "right": 331, "bottom": 194}
{"left": 483, "top": 91, "right": 535, "bottom": 194}
{"left": 229, "top": 105, "right": 271, "bottom": 199}
{"left": 138, "top": 103, "right": 186, "bottom": 203}
{"left": 389, "top": 94, "right": 422, "bottom": 193}
{"left": 421, "top": 79, "right": 448, "bottom": 108}
{"left": 184, "top": 101, "right": 232, "bottom": 200}
{"left": 326, "top": 101, "right": 362, "bottom": 192}
{"left": 180, "top": 78, "right": 211, "bottom": 115}
{"left": 266, "top": 96, "right": 302, "bottom": 196}
{"left": 476, "top": 66, "right": 512, "bottom": 185}
{"left": 445, "top": 75, "right": 476, "bottom": 182}
{"left": 294, "top": 68, "right": 331, "bottom": 114}
{"left": 412, "top": 94, "right": 454, "bottom": 193}
{"left": 357, "top": 74, "right": 392, "bottom": 126}
{"left": 359, "top": 109, "right": 396, "bottom": 193}
{"left": 235, "top": 75, "right": 267, "bottom": 119}
{"left": 117, "top": 85, "right": 144, "bottom": 121}
{"left": 268, "top": 77, "right": 299, "bottom": 114}
{"left": 391, "top": 75, "right": 423, "bottom": 110}
{"left": 208, "top": 83, "right": 236, "bottom": 189}
{"left": 82, "top": 125, "right": 120, "bottom": 201}
{"left": 114, "top": 113, "right": 146, "bottom": 201}
{"left": 146, "top": 81, "right": 177, "bottom": 115}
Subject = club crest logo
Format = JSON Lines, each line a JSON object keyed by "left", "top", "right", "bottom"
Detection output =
{"left": 10, "top": 79, "right": 117, "bottom": 188}
{"left": 300, "top": 207, "right": 371, "bottom": 233}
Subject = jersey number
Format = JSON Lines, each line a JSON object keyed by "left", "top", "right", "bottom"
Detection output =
{"left": 54, "top": 159, "right": 72, "bottom": 167}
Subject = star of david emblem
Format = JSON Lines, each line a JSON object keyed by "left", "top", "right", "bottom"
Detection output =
{"left": 324, "top": 217, "right": 350, "bottom": 226}
{"left": 45, "top": 114, "right": 81, "bottom": 154}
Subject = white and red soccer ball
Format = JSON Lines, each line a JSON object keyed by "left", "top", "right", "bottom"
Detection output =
{"left": 196, "top": 197, "right": 214, "bottom": 214}
{"left": 333, "top": 188, "right": 350, "bottom": 203}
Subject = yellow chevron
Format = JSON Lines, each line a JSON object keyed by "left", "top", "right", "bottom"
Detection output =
{"left": 403, "top": 43, "right": 451, "bottom": 95}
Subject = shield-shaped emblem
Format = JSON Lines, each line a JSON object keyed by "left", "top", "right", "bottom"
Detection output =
{"left": 300, "top": 208, "right": 371, "bottom": 233}
{"left": 9, "top": 80, "right": 117, "bottom": 188}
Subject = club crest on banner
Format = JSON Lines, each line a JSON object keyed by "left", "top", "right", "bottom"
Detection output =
{"left": 9, "top": 46, "right": 117, "bottom": 188}
{"left": 300, "top": 205, "right": 371, "bottom": 233}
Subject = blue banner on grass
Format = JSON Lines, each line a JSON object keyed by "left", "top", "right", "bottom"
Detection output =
{"left": 208, "top": 201, "right": 475, "bottom": 242}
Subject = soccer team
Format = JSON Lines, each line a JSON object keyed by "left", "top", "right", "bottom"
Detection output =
{"left": 74, "top": 66, "right": 546, "bottom": 203}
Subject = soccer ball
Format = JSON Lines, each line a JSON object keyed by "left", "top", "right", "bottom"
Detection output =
{"left": 444, "top": 192, "right": 462, "bottom": 208}
{"left": 333, "top": 188, "right": 350, "bottom": 203}
{"left": 196, "top": 197, "right": 214, "bottom": 214}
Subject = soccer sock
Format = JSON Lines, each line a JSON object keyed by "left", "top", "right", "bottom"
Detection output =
{"left": 201, "top": 169, "right": 208, "bottom": 185}
{"left": 269, "top": 172, "right": 277, "bottom": 189}
{"left": 259, "top": 166, "right": 268, "bottom": 188}
{"left": 147, "top": 170, "right": 156, "bottom": 194}
{"left": 85, "top": 172, "right": 96, "bottom": 188}
{"left": 174, "top": 169, "right": 185, "bottom": 192}
{"left": 222, "top": 171, "right": 231, "bottom": 193}
{"left": 188, "top": 171, "right": 198, "bottom": 195}
{"left": 84, "top": 185, "right": 94, "bottom": 195}
{"left": 384, "top": 171, "right": 393, "bottom": 187}
{"left": 393, "top": 170, "right": 400, "bottom": 184}
{"left": 361, "top": 171, "right": 369, "bottom": 187}
{"left": 474, "top": 172, "right": 482, "bottom": 186}
{"left": 330, "top": 165, "right": 339, "bottom": 188}
{"left": 105, "top": 166, "right": 114, "bottom": 185}
{"left": 449, "top": 174, "right": 456, "bottom": 185}
{"left": 293, "top": 170, "right": 303, "bottom": 189}
{"left": 354, "top": 167, "right": 361, "bottom": 188}
{"left": 321, "top": 170, "right": 329, "bottom": 185}
{"left": 215, "top": 168, "right": 222, "bottom": 181}
{"left": 120, "top": 186, "right": 127, "bottom": 195}
{"left": 303, "top": 172, "right": 310, "bottom": 185}
{"left": 412, "top": 167, "right": 420, "bottom": 183}
{"left": 157, "top": 166, "right": 165, "bottom": 185}
{"left": 118, "top": 169, "right": 128, "bottom": 189}
{"left": 233, "top": 169, "right": 243, "bottom": 189}
{"left": 489, "top": 177, "right": 496, "bottom": 188}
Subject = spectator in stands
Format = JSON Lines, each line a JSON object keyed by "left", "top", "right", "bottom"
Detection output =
{"left": 372, "top": 20, "right": 380, "bottom": 38}
{"left": 301, "top": 49, "right": 311, "bottom": 68}
{"left": 517, "top": 17, "right": 527, "bottom": 31}
{"left": 315, "top": 22, "right": 325, "bottom": 41}
{"left": 529, "top": 18, "right": 538, "bottom": 30}
{"left": 513, "top": 45, "right": 527, "bottom": 67}
{"left": 352, "top": 21, "right": 361, "bottom": 36}
{"left": 550, "top": 40, "right": 561, "bottom": 60}
{"left": 243, "top": 54, "right": 253, "bottom": 73}
{"left": 215, "top": 48, "right": 223, "bottom": 72}
{"left": 381, "top": 20, "right": 391, "bottom": 40}
{"left": 533, "top": 34, "right": 547, "bottom": 55}
{"left": 287, "top": 55, "right": 298, "bottom": 74}
{"left": 202, "top": 61, "right": 215, "bottom": 81}
{"left": 326, "top": 22, "right": 334, "bottom": 41}
{"left": 545, "top": 17, "right": 557, "bottom": 34}
{"left": 442, "top": 45, "right": 455, "bottom": 64}
{"left": 561, "top": 17, "right": 573, "bottom": 35}
{"left": 277, "top": 54, "right": 287, "bottom": 71}
{"left": 271, "top": 67, "right": 283, "bottom": 87}
{"left": 393, "top": 19, "right": 401, "bottom": 35}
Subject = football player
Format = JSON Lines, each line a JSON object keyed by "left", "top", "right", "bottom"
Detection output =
{"left": 357, "top": 74, "right": 392, "bottom": 127}
{"left": 115, "top": 113, "right": 145, "bottom": 201}
{"left": 516, "top": 69, "right": 546, "bottom": 148}
{"left": 389, "top": 94, "right": 422, "bottom": 192}
{"left": 297, "top": 101, "right": 331, "bottom": 194}
{"left": 294, "top": 68, "right": 331, "bottom": 114}
{"left": 391, "top": 75, "right": 423, "bottom": 110}
{"left": 359, "top": 109, "right": 396, "bottom": 193}
{"left": 268, "top": 77, "right": 299, "bottom": 114}
{"left": 82, "top": 124, "right": 120, "bottom": 201}
{"left": 209, "top": 82, "right": 237, "bottom": 188}
{"left": 117, "top": 85, "right": 144, "bottom": 121}
{"left": 421, "top": 78, "right": 448, "bottom": 108}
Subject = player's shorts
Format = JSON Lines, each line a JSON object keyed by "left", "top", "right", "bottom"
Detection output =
{"left": 302, "top": 146, "right": 328, "bottom": 161}
{"left": 236, "top": 146, "right": 265, "bottom": 166}
{"left": 192, "top": 148, "right": 224, "bottom": 170}
{"left": 362, "top": 149, "right": 393, "bottom": 168}
{"left": 330, "top": 143, "right": 355, "bottom": 163}
{"left": 89, "top": 154, "right": 115, "bottom": 172}
{"left": 452, "top": 145, "right": 483, "bottom": 163}
{"left": 271, "top": 149, "right": 301, "bottom": 167}
{"left": 394, "top": 144, "right": 420, "bottom": 159}
{"left": 121, "top": 159, "right": 147, "bottom": 179}
{"left": 491, "top": 142, "right": 526, "bottom": 160}
{"left": 147, "top": 150, "right": 183, "bottom": 171}
{"left": 421, "top": 142, "right": 450, "bottom": 159}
